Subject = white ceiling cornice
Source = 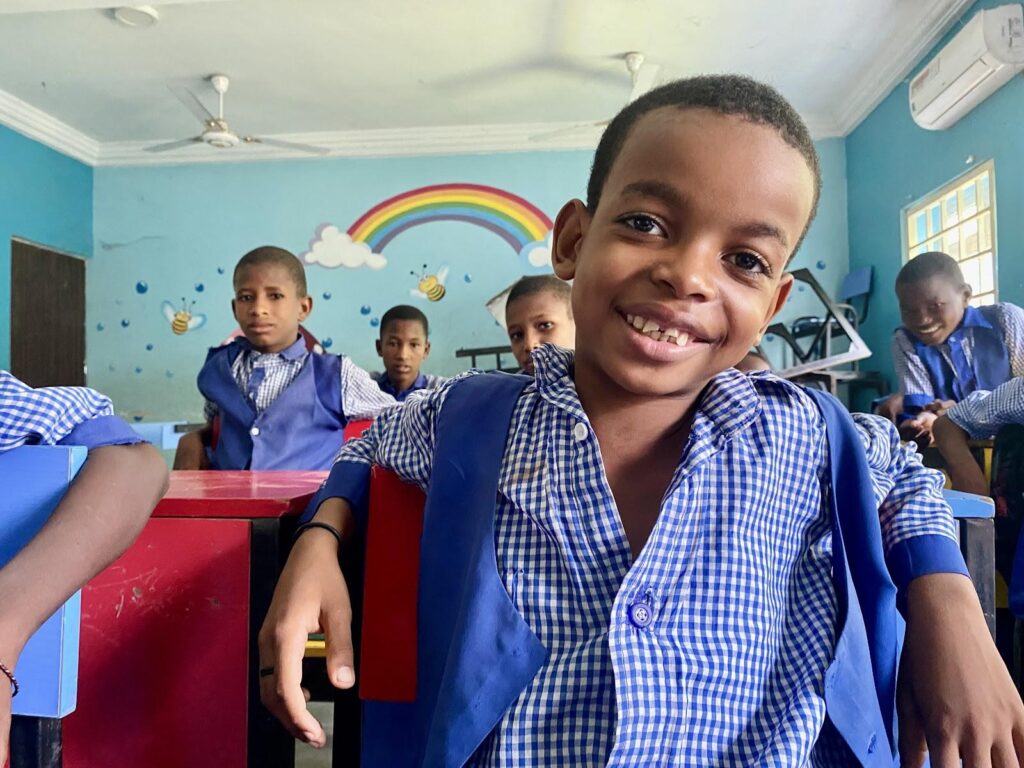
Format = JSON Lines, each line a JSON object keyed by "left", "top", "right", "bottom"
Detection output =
{"left": 0, "top": 86, "right": 98, "bottom": 164}
{"left": 832, "top": 0, "right": 974, "bottom": 135}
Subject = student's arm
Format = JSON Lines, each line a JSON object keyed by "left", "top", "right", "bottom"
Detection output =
{"left": 338, "top": 356, "right": 398, "bottom": 420}
{"left": 258, "top": 374, "right": 470, "bottom": 747}
{"left": 997, "top": 302, "right": 1024, "bottom": 378}
{"left": 851, "top": 413, "right": 1024, "bottom": 766}
{"left": 173, "top": 427, "right": 211, "bottom": 470}
{"left": 932, "top": 415, "right": 988, "bottom": 496}
{"left": 891, "top": 333, "right": 936, "bottom": 425}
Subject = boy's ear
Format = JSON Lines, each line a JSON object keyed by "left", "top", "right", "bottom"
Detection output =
{"left": 423, "top": 339, "right": 431, "bottom": 358}
{"left": 758, "top": 272, "right": 795, "bottom": 336}
{"left": 299, "top": 295, "right": 313, "bottom": 319}
{"left": 552, "top": 199, "right": 590, "bottom": 281}
{"left": 375, "top": 339, "right": 383, "bottom": 356}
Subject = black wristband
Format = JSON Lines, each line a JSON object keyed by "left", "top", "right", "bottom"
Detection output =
{"left": 294, "top": 521, "right": 343, "bottom": 548}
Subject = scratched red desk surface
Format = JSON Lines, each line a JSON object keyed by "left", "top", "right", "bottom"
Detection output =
{"left": 63, "top": 471, "right": 326, "bottom": 768}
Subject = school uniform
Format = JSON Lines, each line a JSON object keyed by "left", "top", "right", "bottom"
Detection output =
{"left": 892, "top": 302, "right": 1024, "bottom": 417}
{"left": 312, "top": 346, "right": 964, "bottom": 767}
{"left": 371, "top": 371, "right": 446, "bottom": 402}
{"left": 197, "top": 336, "right": 396, "bottom": 471}
{"left": 0, "top": 370, "right": 143, "bottom": 452}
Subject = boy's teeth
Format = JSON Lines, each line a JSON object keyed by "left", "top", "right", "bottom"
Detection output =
{"left": 627, "top": 314, "right": 694, "bottom": 346}
{"left": 641, "top": 320, "right": 660, "bottom": 333}
{"left": 632, "top": 316, "right": 645, "bottom": 330}
{"left": 674, "top": 333, "right": 690, "bottom": 347}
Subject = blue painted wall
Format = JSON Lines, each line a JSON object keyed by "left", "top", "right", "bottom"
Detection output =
{"left": 846, "top": 0, "right": 1024, "bottom": 386}
{"left": 0, "top": 125, "right": 93, "bottom": 369}
{"left": 89, "top": 138, "right": 848, "bottom": 421}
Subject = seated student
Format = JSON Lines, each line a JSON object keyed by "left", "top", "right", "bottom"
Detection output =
{"left": 892, "top": 251, "right": 1024, "bottom": 444}
{"left": 372, "top": 305, "right": 445, "bottom": 402}
{"left": 259, "top": 76, "right": 1022, "bottom": 765}
{"left": 0, "top": 371, "right": 167, "bottom": 764}
{"left": 504, "top": 274, "right": 576, "bottom": 375}
{"left": 174, "top": 246, "right": 396, "bottom": 471}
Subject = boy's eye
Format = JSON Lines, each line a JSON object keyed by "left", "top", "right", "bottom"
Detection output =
{"left": 236, "top": 295, "right": 252, "bottom": 302}
{"left": 537, "top": 321, "right": 554, "bottom": 331}
{"left": 508, "top": 331, "right": 523, "bottom": 342}
{"left": 270, "top": 293, "right": 284, "bottom": 300}
{"left": 725, "top": 251, "right": 771, "bottom": 276}
{"left": 620, "top": 214, "right": 665, "bottom": 237}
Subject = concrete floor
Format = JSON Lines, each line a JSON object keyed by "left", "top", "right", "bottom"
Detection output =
{"left": 294, "top": 702, "right": 334, "bottom": 768}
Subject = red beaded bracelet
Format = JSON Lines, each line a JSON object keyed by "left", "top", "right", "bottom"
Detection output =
{"left": 0, "top": 661, "right": 19, "bottom": 697}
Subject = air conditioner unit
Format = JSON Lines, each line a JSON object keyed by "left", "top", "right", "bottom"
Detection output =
{"left": 910, "top": 3, "right": 1024, "bottom": 130}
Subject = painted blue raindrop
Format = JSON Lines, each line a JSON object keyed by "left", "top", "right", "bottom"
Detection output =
{"left": 132, "top": 415, "right": 143, "bottom": 422}
{"left": 165, "top": 370, "right": 174, "bottom": 379}
{"left": 195, "top": 282, "right": 205, "bottom": 292}
{"left": 323, "top": 291, "right": 332, "bottom": 300}
{"left": 797, "top": 284, "right": 806, "bottom": 292}
{"left": 370, "top": 317, "right": 380, "bottom": 328}
{"left": 217, "top": 267, "right": 225, "bottom": 274}
{"left": 134, "top": 366, "right": 143, "bottom": 374}
{"left": 360, "top": 305, "right": 372, "bottom": 316}
{"left": 145, "top": 343, "right": 154, "bottom": 351}
{"left": 108, "top": 364, "right": 116, "bottom": 372}
{"left": 815, "top": 260, "right": 827, "bottom": 270}
{"left": 765, "top": 333, "right": 776, "bottom": 342}
{"left": 322, "top": 337, "right": 333, "bottom": 349}
{"left": 463, "top": 273, "right": 473, "bottom": 283}
{"left": 96, "top": 323, "right": 105, "bottom": 332}
{"left": 135, "top": 281, "right": 148, "bottom": 294}
{"left": 121, "top": 319, "right": 131, "bottom": 328}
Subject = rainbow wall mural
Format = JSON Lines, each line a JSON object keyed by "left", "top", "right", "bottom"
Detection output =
{"left": 301, "top": 183, "right": 554, "bottom": 272}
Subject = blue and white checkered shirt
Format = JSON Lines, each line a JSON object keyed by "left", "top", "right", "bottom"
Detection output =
{"left": 0, "top": 371, "right": 135, "bottom": 453}
{"left": 947, "top": 376, "right": 1024, "bottom": 439}
{"left": 337, "top": 346, "right": 955, "bottom": 766}
{"left": 203, "top": 336, "right": 396, "bottom": 421}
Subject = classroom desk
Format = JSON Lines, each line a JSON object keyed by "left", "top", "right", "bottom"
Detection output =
{"left": 61, "top": 470, "right": 325, "bottom": 768}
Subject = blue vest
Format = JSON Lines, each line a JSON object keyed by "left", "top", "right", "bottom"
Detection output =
{"left": 902, "top": 304, "right": 1011, "bottom": 411}
{"left": 359, "top": 374, "right": 910, "bottom": 767}
{"left": 197, "top": 340, "right": 346, "bottom": 470}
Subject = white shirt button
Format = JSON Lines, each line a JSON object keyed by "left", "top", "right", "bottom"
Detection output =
{"left": 572, "top": 422, "right": 588, "bottom": 442}
{"left": 250, "top": 426, "right": 260, "bottom": 437}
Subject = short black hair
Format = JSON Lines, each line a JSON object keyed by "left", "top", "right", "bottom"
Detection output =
{"left": 586, "top": 74, "right": 821, "bottom": 255}
{"left": 506, "top": 275, "right": 572, "bottom": 319}
{"left": 234, "top": 246, "right": 308, "bottom": 297}
{"left": 896, "top": 251, "right": 968, "bottom": 290}
{"left": 380, "top": 304, "right": 429, "bottom": 338}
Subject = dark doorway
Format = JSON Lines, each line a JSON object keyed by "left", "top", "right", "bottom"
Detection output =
{"left": 10, "top": 238, "right": 86, "bottom": 387}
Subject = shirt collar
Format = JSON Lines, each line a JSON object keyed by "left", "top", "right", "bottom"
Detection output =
{"left": 960, "top": 304, "right": 992, "bottom": 330}
{"left": 379, "top": 372, "right": 427, "bottom": 400}
{"left": 531, "top": 344, "right": 761, "bottom": 441}
{"left": 240, "top": 334, "right": 307, "bottom": 361}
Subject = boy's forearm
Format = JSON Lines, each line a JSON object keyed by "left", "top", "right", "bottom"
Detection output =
{"left": 173, "top": 427, "right": 211, "bottom": 470}
{"left": 933, "top": 415, "right": 989, "bottom": 496}
{"left": 0, "top": 442, "right": 167, "bottom": 658}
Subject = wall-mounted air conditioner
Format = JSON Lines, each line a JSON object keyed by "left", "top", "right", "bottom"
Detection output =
{"left": 910, "top": 3, "right": 1024, "bottom": 130}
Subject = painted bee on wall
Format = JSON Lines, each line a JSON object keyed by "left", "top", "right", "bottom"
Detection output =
{"left": 162, "top": 298, "right": 207, "bottom": 335}
{"left": 410, "top": 264, "right": 449, "bottom": 302}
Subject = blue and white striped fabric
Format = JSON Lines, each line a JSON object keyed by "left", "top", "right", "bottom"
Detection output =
{"left": 203, "top": 336, "right": 396, "bottom": 421}
{"left": 0, "top": 371, "right": 121, "bottom": 453}
{"left": 337, "top": 345, "right": 956, "bottom": 766}
{"left": 947, "top": 376, "right": 1024, "bottom": 439}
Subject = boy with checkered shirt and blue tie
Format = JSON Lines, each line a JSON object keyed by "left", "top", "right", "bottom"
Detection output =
{"left": 260, "top": 76, "right": 1024, "bottom": 766}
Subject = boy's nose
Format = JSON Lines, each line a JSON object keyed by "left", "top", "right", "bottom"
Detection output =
{"left": 650, "top": 245, "right": 717, "bottom": 299}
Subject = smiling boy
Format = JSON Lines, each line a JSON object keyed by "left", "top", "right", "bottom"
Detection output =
{"left": 260, "top": 78, "right": 1023, "bottom": 766}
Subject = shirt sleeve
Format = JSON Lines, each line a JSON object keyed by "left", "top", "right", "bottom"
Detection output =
{"left": 202, "top": 399, "right": 219, "bottom": 422}
{"left": 0, "top": 371, "right": 143, "bottom": 452}
{"left": 891, "top": 331, "right": 934, "bottom": 417}
{"left": 997, "top": 303, "right": 1024, "bottom": 378}
{"left": 851, "top": 411, "right": 966, "bottom": 590}
{"left": 947, "top": 377, "right": 1024, "bottom": 439}
{"left": 339, "top": 356, "right": 398, "bottom": 420}
{"left": 303, "top": 372, "right": 475, "bottom": 525}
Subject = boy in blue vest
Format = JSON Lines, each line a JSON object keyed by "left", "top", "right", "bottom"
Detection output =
{"left": 260, "top": 77, "right": 1024, "bottom": 766}
{"left": 177, "top": 246, "right": 397, "bottom": 471}
{"left": 504, "top": 275, "right": 576, "bottom": 375}
{"left": 0, "top": 371, "right": 167, "bottom": 764}
{"left": 892, "top": 251, "right": 1024, "bottom": 444}
{"left": 372, "top": 305, "right": 445, "bottom": 402}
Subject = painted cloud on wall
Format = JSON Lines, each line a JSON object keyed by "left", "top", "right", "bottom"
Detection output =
{"left": 301, "top": 224, "right": 388, "bottom": 270}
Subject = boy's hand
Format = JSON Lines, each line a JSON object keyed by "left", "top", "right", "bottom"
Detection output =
{"left": 258, "top": 524, "right": 355, "bottom": 748}
{"left": 898, "top": 573, "right": 1024, "bottom": 767}
{"left": 877, "top": 393, "right": 904, "bottom": 424}
{"left": 900, "top": 411, "right": 939, "bottom": 447}
{"left": 922, "top": 399, "right": 957, "bottom": 417}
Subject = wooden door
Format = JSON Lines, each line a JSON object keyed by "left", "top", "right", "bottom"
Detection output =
{"left": 10, "top": 239, "right": 86, "bottom": 386}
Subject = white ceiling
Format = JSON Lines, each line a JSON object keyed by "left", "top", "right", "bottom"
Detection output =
{"left": 0, "top": 0, "right": 971, "bottom": 165}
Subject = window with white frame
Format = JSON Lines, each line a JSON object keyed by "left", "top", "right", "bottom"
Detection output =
{"left": 904, "top": 161, "right": 997, "bottom": 306}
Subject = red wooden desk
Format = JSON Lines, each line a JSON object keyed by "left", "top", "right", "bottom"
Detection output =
{"left": 62, "top": 471, "right": 325, "bottom": 768}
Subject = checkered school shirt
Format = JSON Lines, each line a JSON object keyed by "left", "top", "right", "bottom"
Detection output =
{"left": 0, "top": 370, "right": 117, "bottom": 452}
{"left": 203, "top": 336, "right": 396, "bottom": 422}
{"left": 337, "top": 346, "right": 956, "bottom": 766}
{"left": 948, "top": 376, "right": 1024, "bottom": 439}
{"left": 892, "top": 302, "right": 1024, "bottom": 404}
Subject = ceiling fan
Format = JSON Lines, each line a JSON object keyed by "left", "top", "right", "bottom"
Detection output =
{"left": 530, "top": 52, "right": 660, "bottom": 142}
{"left": 145, "top": 74, "right": 330, "bottom": 155}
